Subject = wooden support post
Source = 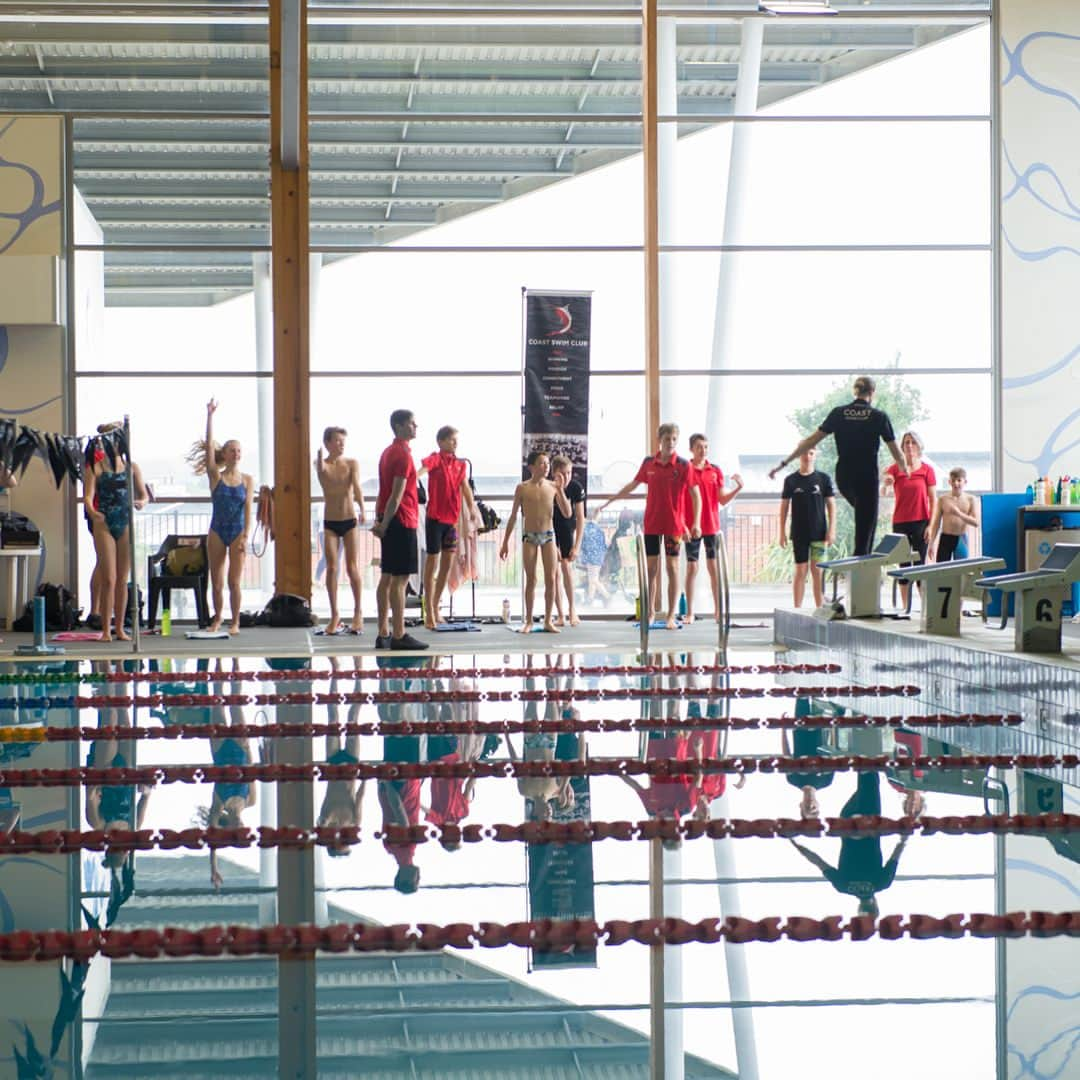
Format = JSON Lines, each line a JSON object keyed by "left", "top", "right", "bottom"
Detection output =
{"left": 270, "top": 0, "right": 311, "bottom": 600}
{"left": 642, "top": 0, "right": 661, "bottom": 448}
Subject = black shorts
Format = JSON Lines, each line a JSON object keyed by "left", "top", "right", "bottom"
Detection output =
{"left": 791, "top": 534, "right": 827, "bottom": 566}
{"left": 936, "top": 533, "right": 961, "bottom": 562}
{"left": 555, "top": 525, "right": 575, "bottom": 560}
{"left": 425, "top": 518, "right": 458, "bottom": 554}
{"left": 644, "top": 533, "right": 681, "bottom": 558}
{"left": 893, "top": 519, "right": 929, "bottom": 567}
{"left": 684, "top": 534, "right": 717, "bottom": 563}
{"left": 379, "top": 517, "right": 418, "bottom": 577}
{"left": 324, "top": 518, "right": 356, "bottom": 539}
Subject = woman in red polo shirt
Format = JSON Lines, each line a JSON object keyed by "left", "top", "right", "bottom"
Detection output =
{"left": 592, "top": 422, "right": 701, "bottom": 630}
{"left": 882, "top": 430, "right": 937, "bottom": 607}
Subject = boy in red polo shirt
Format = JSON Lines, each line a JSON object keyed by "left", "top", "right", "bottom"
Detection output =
{"left": 418, "top": 425, "right": 480, "bottom": 629}
{"left": 372, "top": 409, "right": 427, "bottom": 651}
{"left": 683, "top": 433, "right": 743, "bottom": 623}
{"left": 593, "top": 422, "right": 701, "bottom": 629}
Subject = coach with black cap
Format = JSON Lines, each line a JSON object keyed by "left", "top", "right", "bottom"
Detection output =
{"left": 769, "top": 376, "right": 907, "bottom": 556}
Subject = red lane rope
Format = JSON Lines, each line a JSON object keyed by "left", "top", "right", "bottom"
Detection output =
{"left": 3, "top": 911, "right": 1076, "bottom": 961}
{"left": 83, "top": 662, "right": 844, "bottom": 685}
{"left": 6, "top": 813, "right": 1077, "bottom": 854}
{"left": 3, "top": 712, "right": 1022, "bottom": 743}
{"left": 56, "top": 684, "right": 922, "bottom": 710}
{"left": 3, "top": 752, "right": 1076, "bottom": 787}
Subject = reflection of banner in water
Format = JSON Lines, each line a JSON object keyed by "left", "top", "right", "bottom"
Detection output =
{"left": 521, "top": 289, "right": 592, "bottom": 495}
{"left": 526, "top": 731, "right": 596, "bottom": 970}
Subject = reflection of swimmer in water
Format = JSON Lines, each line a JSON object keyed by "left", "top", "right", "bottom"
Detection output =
{"left": 85, "top": 706, "right": 152, "bottom": 871}
{"left": 789, "top": 772, "right": 924, "bottom": 917}
{"left": 318, "top": 665, "right": 367, "bottom": 858}
{"left": 197, "top": 676, "right": 258, "bottom": 890}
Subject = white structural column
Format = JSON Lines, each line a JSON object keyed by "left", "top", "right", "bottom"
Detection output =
{"left": 703, "top": 19, "right": 764, "bottom": 469}
{"left": 657, "top": 15, "right": 679, "bottom": 413}
{"left": 712, "top": 790, "right": 760, "bottom": 1080}
{"left": 662, "top": 843, "right": 685, "bottom": 1079}
{"left": 253, "top": 252, "right": 276, "bottom": 602}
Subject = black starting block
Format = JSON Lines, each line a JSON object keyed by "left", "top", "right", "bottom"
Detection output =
{"left": 817, "top": 533, "right": 912, "bottom": 618}
{"left": 887, "top": 556, "right": 1006, "bottom": 636}
{"left": 975, "top": 543, "right": 1080, "bottom": 653}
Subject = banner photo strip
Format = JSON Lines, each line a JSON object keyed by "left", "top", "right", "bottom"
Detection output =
{"left": 526, "top": 731, "right": 597, "bottom": 970}
{"left": 522, "top": 290, "right": 593, "bottom": 495}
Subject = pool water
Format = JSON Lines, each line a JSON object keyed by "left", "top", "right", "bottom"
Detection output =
{"left": 0, "top": 647, "right": 1075, "bottom": 1079}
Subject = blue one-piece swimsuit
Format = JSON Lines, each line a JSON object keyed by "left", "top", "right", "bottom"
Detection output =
{"left": 210, "top": 480, "right": 246, "bottom": 546}
{"left": 97, "top": 470, "right": 130, "bottom": 540}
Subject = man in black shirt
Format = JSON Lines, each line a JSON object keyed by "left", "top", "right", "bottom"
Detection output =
{"left": 769, "top": 376, "right": 907, "bottom": 555}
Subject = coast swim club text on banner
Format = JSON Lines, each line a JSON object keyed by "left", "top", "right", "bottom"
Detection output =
{"left": 522, "top": 290, "right": 592, "bottom": 492}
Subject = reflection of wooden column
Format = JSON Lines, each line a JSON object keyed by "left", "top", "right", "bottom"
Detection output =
{"left": 270, "top": 0, "right": 311, "bottom": 600}
{"left": 642, "top": 0, "right": 660, "bottom": 446}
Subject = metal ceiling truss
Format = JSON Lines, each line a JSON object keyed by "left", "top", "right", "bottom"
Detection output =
{"left": 0, "top": 2, "right": 987, "bottom": 302}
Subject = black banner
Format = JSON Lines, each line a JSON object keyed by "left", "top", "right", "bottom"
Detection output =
{"left": 526, "top": 732, "right": 597, "bottom": 970}
{"left": 522, "top": 290, "right": 592, "bottom": 493}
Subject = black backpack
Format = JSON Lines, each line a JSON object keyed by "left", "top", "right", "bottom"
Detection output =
{"left": 260, "top": 593, "right": 316, "bottom": 628}
{"left": 13, "top": 583, "right": 77, "bottom": 632}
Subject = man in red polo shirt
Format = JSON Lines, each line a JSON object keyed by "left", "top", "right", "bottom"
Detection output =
{"left": 372, "top": 409, "right": 427, "bottom": 651}
{"left": 593, "top": 422, "right": 701, "bottom": 629}
{"left": 417, "top": 425, "right": 479, "bottom": 629}
{"left": 683, "top": 433, "right": 743, "bottom": 623}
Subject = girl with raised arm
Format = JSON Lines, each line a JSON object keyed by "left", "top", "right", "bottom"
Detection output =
{"left": 192, "top": 400, "right": 254, "bottom": 634}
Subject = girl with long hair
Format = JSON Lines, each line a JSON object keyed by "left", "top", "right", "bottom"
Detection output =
{"left": 191, "top": 400, "right": 254, "bottom": 634}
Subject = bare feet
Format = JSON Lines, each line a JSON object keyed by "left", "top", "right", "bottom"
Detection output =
{"left": 326, "top": 617, "right": 340, "bottom": 636}
{"left": 665, "top": 616, "right": 679, "bottom": 630}
{"left": 568, "top": 612, "right": 581, "bottom": 626}
{"left": 424, "top": 616, "right": 438, "bottom": 631}
{"left": 115, "top": 628, "right": 131, "bottom": 642}
{"left": 552, "top": 614, "right": 565, "bottom": 627}
{"left": 229, "top": 624, "right": 240, "bottom": 636}
{"left": 350, "top": 618, "right": 363, "bottom": 634}
{"left": 684, "top": 612, "right": 696, "bottom": 625}
{"left": 516, "top": 623, "right": 534, "bottom": 634}
{"left": 209, "top": 616, "right": 223, "bottom": 633}
{"left": 543, "top": 620, "right": 560, "bottom": 633}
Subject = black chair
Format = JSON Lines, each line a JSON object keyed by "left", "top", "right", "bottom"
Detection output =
{"left": 147, "top": 535, "right": 210, "bottom": 629}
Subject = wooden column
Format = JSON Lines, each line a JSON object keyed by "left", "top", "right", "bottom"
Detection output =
{"left": 642, "top": 0, "right": 661, "bottom": 447}
{"left": 270, "top": 0, "right": 311, "bottom": 600}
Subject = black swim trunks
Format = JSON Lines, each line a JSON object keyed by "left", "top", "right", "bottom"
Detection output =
{"left": 325, "top": 518, "right": 357, "bottom": 539}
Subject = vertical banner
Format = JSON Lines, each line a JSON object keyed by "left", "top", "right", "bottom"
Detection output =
{"left": 522, "top": 290, "right": 592, "bottom": 493}
{"left": 526, "top": 733, "right": 597, "bottom": 970}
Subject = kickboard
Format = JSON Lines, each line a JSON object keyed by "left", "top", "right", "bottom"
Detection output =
{"left": 185, "top": 630, "right": 231, "bottom": 640}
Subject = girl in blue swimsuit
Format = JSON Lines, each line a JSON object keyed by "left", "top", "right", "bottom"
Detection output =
{"left": 83, "top": 423, "right": 149, "bottom": 642}
{"left": 194, "top": 400, "right": 253, "bottom": 634}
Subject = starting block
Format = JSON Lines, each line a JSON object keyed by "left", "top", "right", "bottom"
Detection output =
{"left": 887, "top": 556, "right": 1006, "bottom": 636}
{"left": 975, "top": 543, "right": 1080, "bottom": 653}
{"left": 817, "top": 533, "right": 911, "bottom": 618}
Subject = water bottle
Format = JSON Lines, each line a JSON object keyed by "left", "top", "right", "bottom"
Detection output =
{"left": 501, "top": 598, "right": 511, "bottom": 624}
{"left": 161, "top": 604, "right": 171, "bottom": 637}
{"left": 678, "top": 592, "right": 687, "bottom": 617}
{"left": 1025, "top": 483, "right": 1034, "bottom": 505}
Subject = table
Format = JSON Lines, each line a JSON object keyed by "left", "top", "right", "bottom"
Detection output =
{"left": 0, "top": 547, "right": 41, "bottom": 629}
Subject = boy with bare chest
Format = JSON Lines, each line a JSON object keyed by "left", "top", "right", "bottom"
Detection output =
{"left": 930, "top": 467, "right": 979, "bottom": 562}
{"left": 315, "top": 426, "right": 367, "bottom": 634}
{"left": 499, "top": 452, "right": 571, "bottom": 633}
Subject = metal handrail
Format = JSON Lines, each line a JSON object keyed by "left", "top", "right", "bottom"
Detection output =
{"left": 716, "top": 529, "right": 732, "bottom": 647}
{"left": 635, "top": 531, "right": 649, "bottom": 656}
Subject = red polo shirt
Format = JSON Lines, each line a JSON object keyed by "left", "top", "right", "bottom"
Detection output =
{"left": 633, "top": 453, "right": 695, "bottom": 536}
{"left": 425, "top": 754, "right": 471, "bottom": 826}
{"left": 377, "top": 438, "right": 419, "bottom": 528}
{"left": 421, "top": 451, "right": 468, "bottom": 526}
{"left": 379, "top": 778, "right": 421, "bottom": 868}
{"left": 886, "top": 462, "right": 936, "bottom": 525}
{"left": 686, "top": 461, "right": 723, "bottom": 535}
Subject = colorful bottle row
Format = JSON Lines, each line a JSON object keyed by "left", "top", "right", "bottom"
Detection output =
{"left": 1027, "top": 476, "right": 1080, "bottom": 505}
